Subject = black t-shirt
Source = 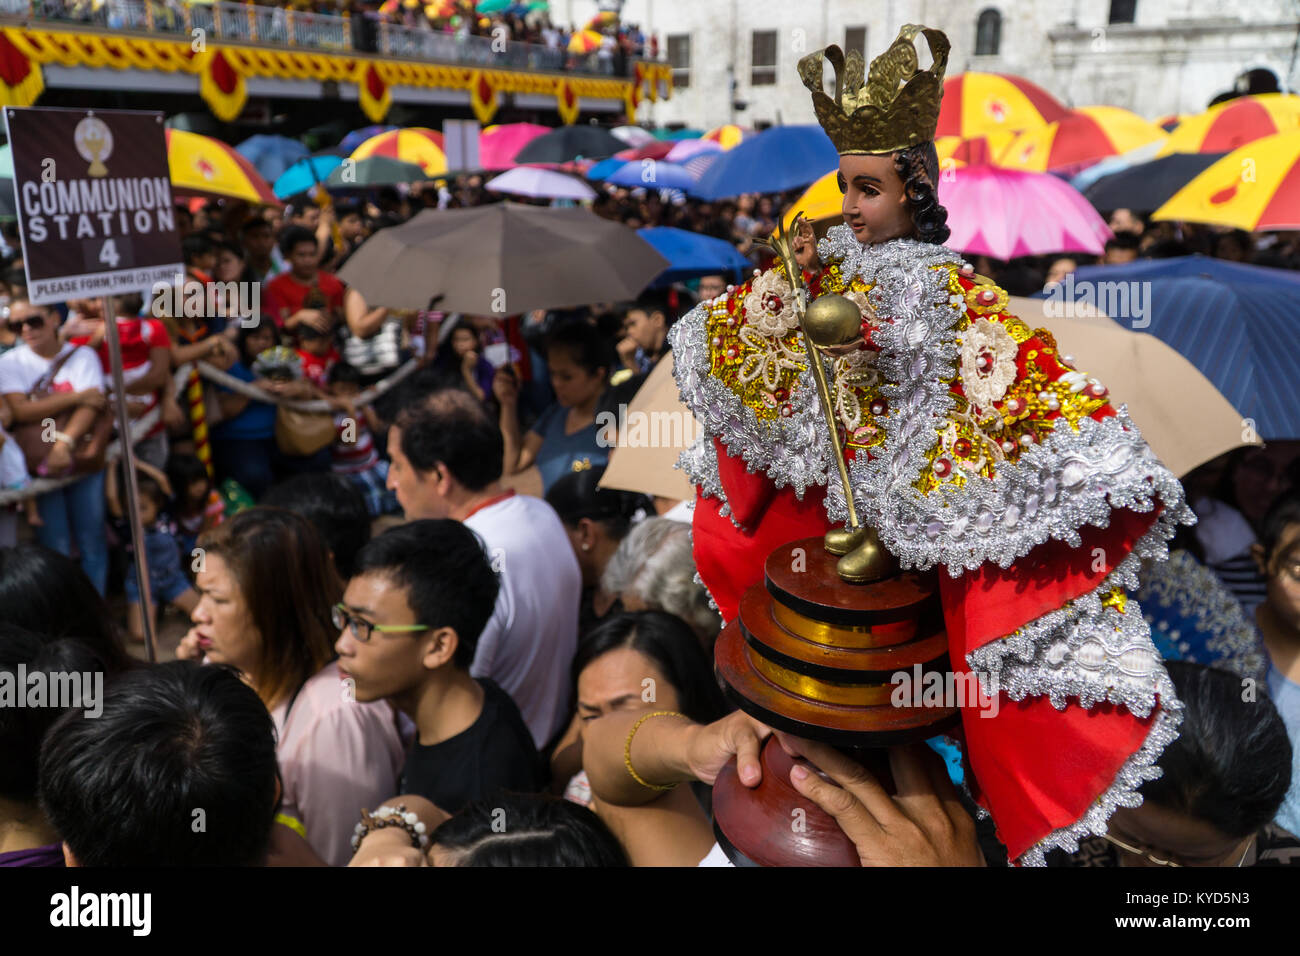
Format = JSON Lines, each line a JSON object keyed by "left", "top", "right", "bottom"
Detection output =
{"left": 399, "top": 679, "right": 542, "bottom": 814}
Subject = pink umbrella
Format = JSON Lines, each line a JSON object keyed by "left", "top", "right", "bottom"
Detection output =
{"left": 479, "top": 123, "right": 552, "bottom": 171}
{"left": 666, "top": 138, "right": 723, "bottom": 162}
{"left": 939, "top": 165, "right": 1112, "bottom": 260}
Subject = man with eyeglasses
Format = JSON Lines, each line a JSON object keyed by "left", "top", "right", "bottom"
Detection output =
{"left": 333, "top": 519, "right": 542, "bottom": 817}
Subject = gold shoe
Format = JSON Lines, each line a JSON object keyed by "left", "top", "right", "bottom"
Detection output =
{"left": 824, "top": 526, "right": 868, "bottom": 556}
{"left": 835, "top": 531, "right": 896, "bottom": 584}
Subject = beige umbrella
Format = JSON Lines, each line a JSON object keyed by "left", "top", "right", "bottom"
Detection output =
{"left": 599, "top": 355, "right": 698, "bottom": 501}
{"left": 604, "top": 299, "right": 1256, "bottom": 500}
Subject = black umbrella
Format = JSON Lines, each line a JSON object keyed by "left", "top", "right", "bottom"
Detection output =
{"left": 512, "top": 125, "right": 626, "bottom": 164}
{"left": 337, "top": 203, "right": 669, "bottom": 314}
{"left": 1084, "top": 152, "right": 1228, "bottom": 212}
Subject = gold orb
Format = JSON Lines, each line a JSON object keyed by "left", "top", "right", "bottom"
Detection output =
{"left": 803, "top": 294, "right": 863, "bottom": 349}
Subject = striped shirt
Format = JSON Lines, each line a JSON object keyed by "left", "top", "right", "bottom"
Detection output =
{"left": 331, "top": 412, "right": 378, "bottom": 474}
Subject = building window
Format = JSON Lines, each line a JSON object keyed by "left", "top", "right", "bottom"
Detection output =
{"left": 1109, "top": 0, "right": 1136, "bottom": 24}
{"left": 667, "top": 34, "right": 690, "bottom": 89}
{"left": 751, "top": 30, "right": 777, "bottom": 85}
{"left": 845, "top": 26, "right": 867, "bottom": 59}
{"left": 975, "top": 9, "right": 1001, "bottom": 56}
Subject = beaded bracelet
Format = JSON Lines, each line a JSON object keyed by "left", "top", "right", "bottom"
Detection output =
{"left": 623, "top": 710, "right": 686, "bottom": 792}
{"left": 351, "top": 805, "right": 429, "bottom": 852}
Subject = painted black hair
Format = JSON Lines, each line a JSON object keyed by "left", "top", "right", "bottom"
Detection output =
{"left": 893, "top": 141, "right": 950, "bottom": 246}
{"left": 431, "top": 793, "right": 629, "bottom": 867}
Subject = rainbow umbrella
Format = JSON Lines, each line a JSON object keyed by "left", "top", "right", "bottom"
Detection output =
{"left": 940, "top": 165, "right": 1111, "bottom": 260}
{"left": 424, "top": 0, "right": 455, "bottom": 15}
{"left": 1152, "top": 130, "right": 1300, "bottom": 230}
{"left": 165, "top": 129, "right": 279, "bottom": 204}
{"left": 702, "top": 124, "right": 753, "bottom": 151}
{"left": 480, "top": 122, "right": 551, "bottom": 170}
{"left": 568, "top": 29, "right": 603, "bottom": 54}
{"left": 1157, "top": 93, "right": 1300, "bottom": 157}
{"left": 997, "top": 107, "right": 1169, "bottom": 173}
{"left": 936, "top": 72, "right": 1069, "bottom": 139}
{"left": 350, "top": 127, "right": 447, "bottom": 176}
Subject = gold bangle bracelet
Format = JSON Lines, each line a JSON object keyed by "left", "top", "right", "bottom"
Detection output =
{"left": 623, "top": 710, "right": 686, "bottom": 792}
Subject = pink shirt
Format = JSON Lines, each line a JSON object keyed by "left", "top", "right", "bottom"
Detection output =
{"left": 271, "top": 661, "right": 406, "bottom": 866}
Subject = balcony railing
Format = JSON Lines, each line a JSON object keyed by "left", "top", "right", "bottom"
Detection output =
{"left": 0, "top": 0, "right": 642, "bottom": 75}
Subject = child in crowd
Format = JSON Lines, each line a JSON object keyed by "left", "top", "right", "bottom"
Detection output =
{"left": 167, "top": 453, "right": 225, "bottom": 562}
{"left": 108, "top": 463, "right": 199, "bottom": 644}
{"left": 295, "top": 322, "right": 340, "bottom": 391}
{"left": 328, "top": 361, "right": 398, "bottom": 516}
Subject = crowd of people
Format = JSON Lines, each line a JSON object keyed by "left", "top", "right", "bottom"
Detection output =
{"left": 27, "top": 0, "right": 653, "bottom": 76}
{"left": 0, "top": 112, "right": 1298, "bottom": 867}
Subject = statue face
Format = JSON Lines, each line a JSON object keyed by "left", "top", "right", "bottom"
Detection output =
{"left": 836, "top": 153, "right": 915, "bottom": 246}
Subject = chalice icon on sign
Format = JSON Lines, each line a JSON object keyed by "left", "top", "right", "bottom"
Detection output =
{"left": 75, "top": 116, "right": 113, "bottom": 178}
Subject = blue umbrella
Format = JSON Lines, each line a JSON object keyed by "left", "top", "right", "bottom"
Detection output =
{"left": 605, "top": 160, "right": 698, "bottom": 191}
{"left": 1036, "top": 256, "right": 1300, "bottom": 438}
{"left": 339, "top": 125, "right": 398, "bottom": 155}
{"left": 235, "top": 135, "right": 310, "bottom": 184}
{"left": 636, "top": 226, "right": 751, "bottom": 286}
{"left": 689, "top": 125, "right": 838, "bottom": 200}
{"left": 273, "top": 155, "right": 344, "bottom": 199}
{"left": 585, "top": 156, "right": 626, "bottom": 181}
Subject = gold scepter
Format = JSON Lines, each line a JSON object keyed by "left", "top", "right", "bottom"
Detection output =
{"left": 758, "top": 214, "right": 894, "bottom": 584}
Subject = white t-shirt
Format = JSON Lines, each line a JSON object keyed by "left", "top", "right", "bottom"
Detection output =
{"left": 0, "top": 342, "right": 105, "bottom": 398}
{"left": 464, "top": 492, "right": 581, "bottom": 748}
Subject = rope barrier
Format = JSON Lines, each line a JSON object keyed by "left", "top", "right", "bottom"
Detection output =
{"left": 0, "top": 358, "right": 419, "bottom": 506}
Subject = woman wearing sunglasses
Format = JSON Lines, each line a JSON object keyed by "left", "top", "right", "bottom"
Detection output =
{"left": 0, "top": 297, "right": 110, "bottom": 593}
{"left": 177, "top": 507, "right": 405, "bottom": 866}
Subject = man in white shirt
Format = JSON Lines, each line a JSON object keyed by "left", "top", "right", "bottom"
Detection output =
{"left": 386, "top": 388, "right": 580, "bottom": 748}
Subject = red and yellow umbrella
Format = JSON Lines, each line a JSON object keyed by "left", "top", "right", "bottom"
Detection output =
{"left": 1155, "top": 113, "right": 1188, "bottom": 133}
{"left": 165, "top": 129, "right": 278, "bottom": 204}
{"left": 568, "top": 29, "right": 603, "bottom": 54}
{"left": 936, "top": 72, "right": 1069, "bottom": 140}
{"left": 1152, "top": 129, "right": 1300, "bottom": 230}
{"left": 997, "top": 106, "right": 1168, "bottom": 173}
{"left": 1157, "top": 93, "right": 1300, "bottom": 157}
{"left": 702, "top": 124, "right": 753, "bottom": 151}
{"left": 935, "top": 132, "right": 1014, "bottom": 168}
{"left": 350, "top": 127, "right": 447, "bottom": 176}
{"left": 423, "top": 0, "right": 455, "bottom": 15}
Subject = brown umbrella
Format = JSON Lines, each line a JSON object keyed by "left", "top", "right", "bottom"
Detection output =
{"left": 337, "top": 203, "right": 669, "bottom": 314}
{"left": 603, "top": 300, "right": 1257, "bottom": 502}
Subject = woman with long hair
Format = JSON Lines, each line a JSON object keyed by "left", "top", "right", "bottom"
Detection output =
{"left": 177, "top": 507, "right": 405, "bottom": 866}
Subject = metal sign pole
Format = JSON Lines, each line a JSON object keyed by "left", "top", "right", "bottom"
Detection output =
{"left": 100, "top": 294, "right": 157, "bottom": 662}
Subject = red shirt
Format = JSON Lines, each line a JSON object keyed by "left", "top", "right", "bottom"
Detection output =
{"left": 69, "top": 316, "right": 172, "bottom": 438}
{"left": 264, "top": 271, "right": 346, "bottom": 330}
{"left": 296, "top": 346, "right": 340, "bottom": 389}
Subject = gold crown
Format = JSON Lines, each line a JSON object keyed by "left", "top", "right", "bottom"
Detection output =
{"left": 798, "top": 24, "right": 950, "bottom": 155}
